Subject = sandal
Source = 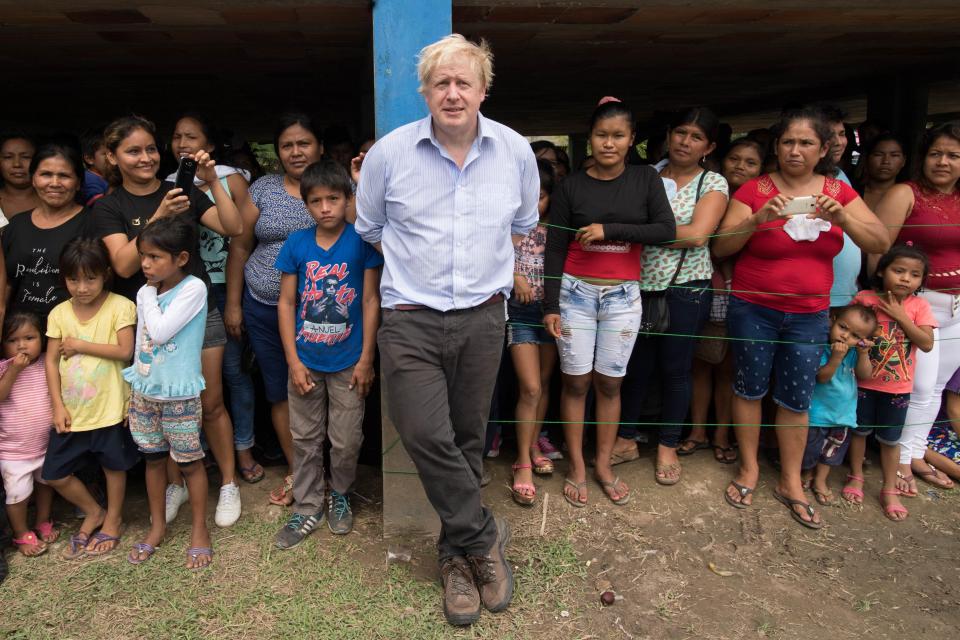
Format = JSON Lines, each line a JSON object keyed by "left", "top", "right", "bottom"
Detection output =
{"left": 712, "top": 445, "right": 738, "bottom": 464}
{"left": 597, "top": 476, "right": 630, "bottom": 505}
{"left": 186, "top": 546, "right": 214, "bottom": 570}
{"left": 677, "top": 438, "right": 710, "bottom": 456}
{"left": 85, "top": 531, "right": 122, "bottom": 556}
{"left": 896, "top": 470, "right": 918, "bottom": 497}
{"left": 62, "top": 533, "right": 90, "bottom": 560}
{"left": 880, "top": 489, "right": 908, "bottom": 522}
{"left": 13, "top": 531, "right": 47, "bottom": 557}
{"left": 655, "top": 462, "right": 682, "bottom": 486}
{"left": 841, "top": 475, "right": 865, "bottom": 504}
{"left": 239, "top": 463, "right": 265, "bottom": 484}
{"left": 269, "top": 474, "right": 295, "bottom": 506}
{"left": 563, "top": 478, "right": 587, "bottom": 508}
{"left": 128, "top": 542, "right": 158, "bottom": 565}
{"left": 531, "top": 454, "right": 554, "bottom": 475}
{"left": 35, "top": 520, "right": 60, "bottom": 544}
{"left": 510, "top": 463, "right": 536, "bottom": 506}
{"left": 724, "top": 481, "right": 754, "bottom": 509}
{"left": 914, "top": 463, "right": 955, "bottom": 490}
{"left": 773, "top": 489, "right": 822, "bottom": 530}
{"left": 812, "top": 487, "right": 834, "bottom": 506}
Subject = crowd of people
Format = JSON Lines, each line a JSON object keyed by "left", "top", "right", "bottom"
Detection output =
{"left": 0, "top": 33, "right": 959, "bottom": 626}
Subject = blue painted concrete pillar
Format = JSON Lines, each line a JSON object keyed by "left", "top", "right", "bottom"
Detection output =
{"left": 373, "top": 0, "right": 451, "bottom": 540}
{"left": 372, "top": 0, "right": 452, "bottom": 138}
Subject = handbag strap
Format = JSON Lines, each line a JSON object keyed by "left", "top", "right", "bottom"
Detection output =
{"left": 666, "top": 171, "right": 708, "bottom": 287}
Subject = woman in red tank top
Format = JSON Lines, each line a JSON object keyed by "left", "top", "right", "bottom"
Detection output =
{"left": 713, "top": 106, "right": 889, "bottom": 528}
{"left": 872, "top": 122, "right": 960, "bottom": 494}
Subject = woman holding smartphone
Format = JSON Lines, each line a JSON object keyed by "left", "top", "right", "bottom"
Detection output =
{"left": 712, "top": 106, "right": 888, "bottom": 529}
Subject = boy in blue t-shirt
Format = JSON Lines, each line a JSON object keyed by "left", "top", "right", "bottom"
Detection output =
{"left": 274, "top": 160, "right": 383, "bottom": 547}
{"left": 798, "top": 304, "right": 877, "bottom": 521}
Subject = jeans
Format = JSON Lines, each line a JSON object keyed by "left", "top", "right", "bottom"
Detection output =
{"left": 619, "top": 280, "right": 712, "bottom": 447}
{"left": 557, "top": 275, "right": 642, "bottom": 377}
{"left": 212, "top": 284, "right": 256, "bottom": 450}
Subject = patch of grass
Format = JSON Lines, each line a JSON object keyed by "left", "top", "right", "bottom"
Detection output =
{"left": 0, "top": 515, "right": 583, "bottom": 639}
{"left": 854, "top": 598, "right": 880, "bottom": 613}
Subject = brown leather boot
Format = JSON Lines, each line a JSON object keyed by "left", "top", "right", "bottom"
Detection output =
{"left": 468, "top": 516, "right": 513, "bottom": 612}
{"left": 439, "top": 555, "right": 481, "bottom": 625}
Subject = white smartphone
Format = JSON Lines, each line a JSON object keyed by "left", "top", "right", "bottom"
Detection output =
{"left": 780, "top": 195, "right": 817, "bottom": 216}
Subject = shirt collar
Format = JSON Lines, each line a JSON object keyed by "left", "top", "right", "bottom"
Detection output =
{"left": 416, "top": 112, "right": 495, "bottom": 148}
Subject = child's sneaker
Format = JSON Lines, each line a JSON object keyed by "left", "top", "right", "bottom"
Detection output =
{"left": 214, "top": 482, "right": 242, "bottom": 528}
{"left": 537, "top": 433, "right": 564, "bottom": 461}
{"left": 275, "top": 511, "right": 324, "bottom": 549}
{"left": 327, "top": 490, "right": 353, "bottom": 535}
{"left": 165, "top": 483, "right": 189, "bottom": 524}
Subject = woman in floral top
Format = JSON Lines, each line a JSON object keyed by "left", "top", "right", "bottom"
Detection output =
{"left": 618, "top": 107, "right": 730, "bottom": 486}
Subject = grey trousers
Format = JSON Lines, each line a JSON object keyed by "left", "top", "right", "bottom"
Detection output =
{"left": 288, "top": 366, "right": 365, "bottom": 514}
{"left": 379, "top": 302, "right": 505, "bottom": 560}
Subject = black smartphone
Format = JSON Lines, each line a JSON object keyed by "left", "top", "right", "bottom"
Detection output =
{"left": 174, "top": 156, "right": 197, "bottom": 195}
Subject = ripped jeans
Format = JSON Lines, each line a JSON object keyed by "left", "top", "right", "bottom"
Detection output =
{"left": 557, "top": 274, "right": 642, "bottom": 378}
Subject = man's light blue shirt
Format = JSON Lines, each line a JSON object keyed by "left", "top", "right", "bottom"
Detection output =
{"left": 355, "top": 113, "right": 539, "bottom": 311}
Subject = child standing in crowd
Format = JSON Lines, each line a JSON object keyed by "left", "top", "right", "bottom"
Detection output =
{"left": 801, "top": 304, "right": 877, "bottom": 511}
{"left": 508, "top": 159, "right": 559, "bottom": 506}
{"left": 124, "top": 218, "right": 213, "bottom": 569}
{"left": 273, "top": 161, "right": 381, "bottom": 547}
{"left": 924, "top": 367, "right": 960, "bottom": 479}
{"left": 0, "top": 311, "right": 58, "bottom": 556}
{"left": 844, "top": 244, "right": 936, "bottom": 520}
{"left": 43, "top": 238, "right": 140, "bottom": 559}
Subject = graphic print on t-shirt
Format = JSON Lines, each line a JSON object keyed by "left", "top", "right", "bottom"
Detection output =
{"left": 868, "top": 321, "right": 912, "bottom": 384}
{"left": 298, "top": 261, "right": 355, "bottom": 346}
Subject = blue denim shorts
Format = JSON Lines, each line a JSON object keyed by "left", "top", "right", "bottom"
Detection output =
{"left": 507, "top": 300, "right": 554, "bottom": 346}
{"left": 727, "top": 296, "right": 828, "bottom": 413}
{"left": 557, "top": 275, "right": 642, "bottom": 377}
{"left": 853, "top": 388, "right": 909, "bottom": 445}
{"left": 802, "top": 427, "right": 849, "bottom": 470}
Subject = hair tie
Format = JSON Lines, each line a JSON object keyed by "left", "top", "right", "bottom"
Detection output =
{"left": 597, "top": 96, "right": 622, "bottom": 106}
{"left": 905, "top": 240, "right": 914, "bottom": 247}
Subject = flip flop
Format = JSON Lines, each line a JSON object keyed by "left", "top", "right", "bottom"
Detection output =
{"left": 128, "top": 542, "right": 158, "bottom": 565}
{"left": 841, "top": 474, "right": 865, "bottom": 504}
{"left": 724, "top": 481, "right": 754, "bottom": 509}
{"left": 269, "top": 474, "right": 295, "bottom": 506}
{"left": 186, "top": 546, "right": 214, "bottom": 570}
{"left": 531, "top": 454, "right": 554, "bottom": 475}
{"left": 610, "top": 446, "right": 640, "bottom": 466}
{"left": 812, "top": 487, "right": 834, "bottom": 506}
{"left": 239, "top": 463, "right": 265, "bottom": 484}
{"left": 678, "top": 439, "right": 710, "bottom": 456}
{"left": 85, "top": 531, "right": 122, "bottom": 557}
{"left": 712, "top": 445, "right": 738, "bottom": 464}
{"left": 773, "top": 490, "right": 823, "bottom": 530}
{"left": 62, "top": 533, "right": 90, "bottom": 560}
{"left": 563, "top": 478, "right": 587, "bottom": 508}
{"left": 880, "top": 489, "right": 908, "bottom": 522}
{"left": 597, "top": 476, "right": 630, "bottom": 505}
{"left": 914, "top": 463, "right": 955, "bottom": 490}
{"left": 655, "top": 462, "right": 681, "bottom": 486}
{"left": 896, "top": 470, "right": 918, "bottom": 497}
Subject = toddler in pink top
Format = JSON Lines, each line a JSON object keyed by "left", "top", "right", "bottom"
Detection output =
{"left": 0, "top": 311, "right": 59, "bottom": 556}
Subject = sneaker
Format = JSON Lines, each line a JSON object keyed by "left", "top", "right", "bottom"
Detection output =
{"left": 537, "top": 434, "right": 564, "bottom": 461}
{"left": 486, "top": 433, "right": 501, "bottom": 458}
{"left": 274, "top": 511, "right": 324, "bottom": 550}
{"left": 214, "top": 482, "right": 242, "bottom": 528}
{"left": 468, "top": 516, "right": 513, "bottom": 612}
{"left": 164, "top": 483, "right": 189, "bottom": 524}
{"left": 440, "top": 555, "right": 481, "bottom": 626}
{"left": 327, "top": 490, "right": 354, "bottom": 535}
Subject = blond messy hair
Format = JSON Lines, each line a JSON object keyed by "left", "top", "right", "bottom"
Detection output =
{"left": 417, "top": 34, "right": 494, "bottom": 95}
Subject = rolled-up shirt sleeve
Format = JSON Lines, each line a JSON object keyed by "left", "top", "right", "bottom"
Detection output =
{"left": 355, "top": 143, "right": 387, "bottom": 245}
{"left": 512, "top": 145, "right": 540, "bottom": 236}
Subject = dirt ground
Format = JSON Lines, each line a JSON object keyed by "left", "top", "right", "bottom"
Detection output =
{"left": 2, "top": 445, "right": 959, "bottom": 639}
